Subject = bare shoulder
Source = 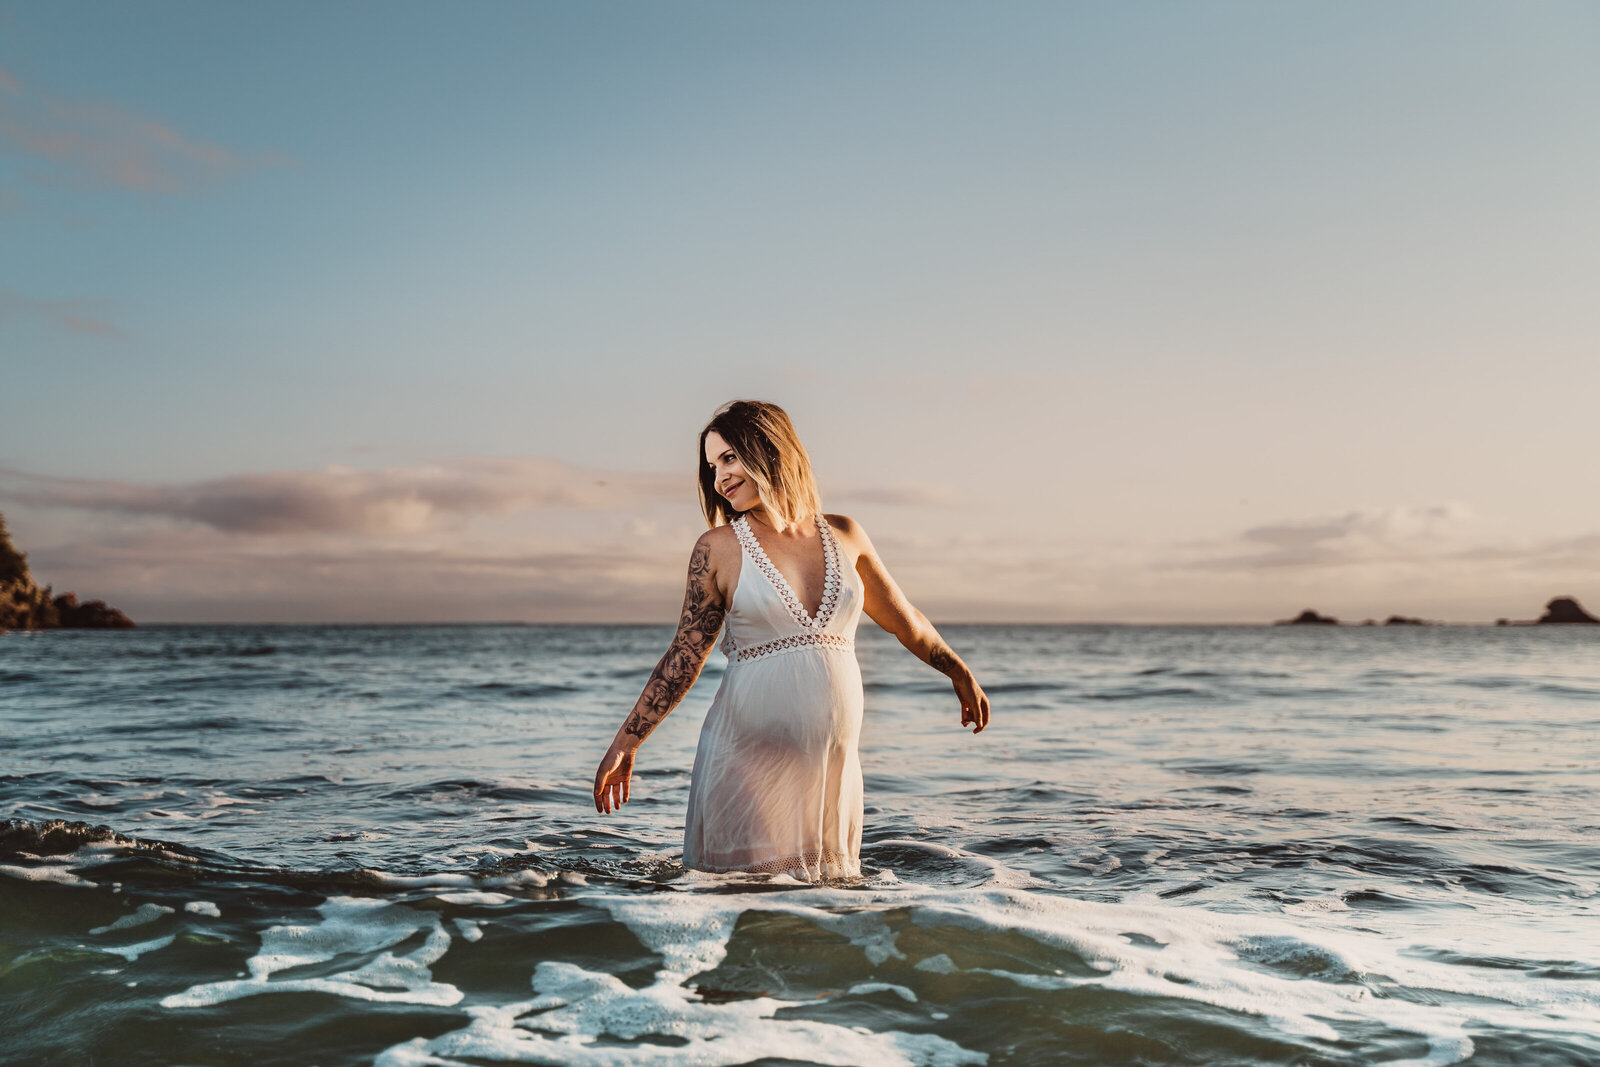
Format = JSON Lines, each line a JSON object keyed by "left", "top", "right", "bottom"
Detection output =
{"left": 823, "top": 513, "right": 874, "bottom": 554}
{"left": 691, "top": 525, "right": 740, "bottom": 571}
{"left": 693, "top": 525, "right": 738, "bottom": 556}
{"left": 696, "top": 525, "right": 738, "bottom": 549}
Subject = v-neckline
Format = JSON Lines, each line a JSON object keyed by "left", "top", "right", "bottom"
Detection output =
{"left": 736, "top": 514, "right": 839, "bottom": 630}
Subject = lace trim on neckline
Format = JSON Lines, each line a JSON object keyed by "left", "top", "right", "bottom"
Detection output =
{"left": 733, "top": 513, "right": 841, "bottom": 631}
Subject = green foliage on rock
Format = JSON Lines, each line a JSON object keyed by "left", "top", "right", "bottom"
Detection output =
{"left": 0, "top": 513, "right": 30, "bottom": 585}
{"left": 0, "top": 511, "right": 134, "bottom": 630}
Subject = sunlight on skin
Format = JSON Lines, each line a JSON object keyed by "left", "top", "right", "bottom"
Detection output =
{"left": 592, "top": 428, "right": 990, "bottom": 818}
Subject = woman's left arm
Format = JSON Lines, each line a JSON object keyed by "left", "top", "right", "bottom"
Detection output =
{"left": 831, "top": 515, "right": 991, "bottom": 733}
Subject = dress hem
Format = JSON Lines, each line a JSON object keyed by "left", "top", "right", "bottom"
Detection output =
{"left": 685, "top": 849, "right": 861, "bottom": 882}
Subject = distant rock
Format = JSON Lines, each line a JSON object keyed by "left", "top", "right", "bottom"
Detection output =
{"left": 1383, "top": 615, "right": 1434, "bottom": 626}
{"left": 1276, "top": 609, "right": 1339, "bottom": 626}
{"left": 0, "top": 512, "right": 134, "bottom": 631}
{"left": 1536, "top": 596, "right": 1599, "bottom": 625}
{"left": 51, "top": 593, "right": 135, "bottom": 629}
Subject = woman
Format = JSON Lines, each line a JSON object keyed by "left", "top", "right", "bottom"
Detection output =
{"left": 593, "top": 400, "right": 989, "bottom": 880}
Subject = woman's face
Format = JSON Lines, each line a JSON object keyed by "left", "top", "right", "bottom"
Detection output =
{"left": 704, "top": 430, "right": 760, "bottom": 512}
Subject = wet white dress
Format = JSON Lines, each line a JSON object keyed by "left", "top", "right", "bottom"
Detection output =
{"left": 682, "top": 513, "right": 865, "bottom": 880}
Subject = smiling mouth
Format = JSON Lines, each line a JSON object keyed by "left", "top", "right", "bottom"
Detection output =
{"left": 721, "top": 479, "right": 744, "bottom": 498}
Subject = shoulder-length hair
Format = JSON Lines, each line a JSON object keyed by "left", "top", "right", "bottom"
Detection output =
{"left": 697, "top": 400, "right": 822, "bottom": 531}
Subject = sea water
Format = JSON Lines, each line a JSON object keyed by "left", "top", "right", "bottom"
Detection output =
{"left": 1, "top": 624, "right": 1597, "bottom": 1065}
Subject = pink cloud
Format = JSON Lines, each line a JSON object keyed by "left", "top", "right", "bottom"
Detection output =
{"left": 0, "top": 65, "right": 288, "bottom": 193}
{"left": 0, "top": 289, "right": 123, "bottom": 339}
{"left": 0, "top": 460, "right": 685, "bottom": 536}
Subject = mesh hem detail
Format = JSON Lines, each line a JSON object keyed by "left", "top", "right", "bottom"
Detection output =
{"left": 692, "top": 849, "right": 860, "bottom": 881}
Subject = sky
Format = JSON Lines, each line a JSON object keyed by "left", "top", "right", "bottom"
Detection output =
{"left": 2, "top": 1, "right": 1597, "bottom": 623}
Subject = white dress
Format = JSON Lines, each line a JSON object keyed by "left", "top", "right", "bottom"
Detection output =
{"left": 682, "top": 513, "right": 865, "bottom": 880}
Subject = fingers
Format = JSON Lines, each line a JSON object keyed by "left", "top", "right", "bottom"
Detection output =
{"left": 593, "top": 767, "right": 632, "bottom": 814}
{"left": 959, "top": 690, "right": 991, "bottom": 734}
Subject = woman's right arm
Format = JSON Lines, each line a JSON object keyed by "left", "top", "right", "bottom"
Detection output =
{"left": 593, "top": 532, "right": 727, "bottom": 814}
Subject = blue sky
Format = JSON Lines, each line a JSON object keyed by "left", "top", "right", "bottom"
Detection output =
{"left": 3, "top": 2, "right": 1598, "bottom": 621}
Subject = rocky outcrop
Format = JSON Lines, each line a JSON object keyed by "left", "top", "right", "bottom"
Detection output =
{"left": 50, "top": 592, "right": 134, "bottom": 629}
{"left": 1537, "top": 596, "right": 1599, "bottom": 625}
{"left": 1276, "top": 609, "right": 1339, "bottom": 625}
{"left": 0, "top": 513, "right": 133, "bottom": 631}
{"left": 1383, "top": 615, "right": 1435, "bottom": 626}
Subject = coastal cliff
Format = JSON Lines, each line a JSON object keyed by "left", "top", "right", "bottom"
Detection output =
{"left": 0, "top": 513, "right": 133, "bottom": 631}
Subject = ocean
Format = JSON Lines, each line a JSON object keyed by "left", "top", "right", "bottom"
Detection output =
{"left": 2, "top": 623, "right": 1596, "bottom": 1066}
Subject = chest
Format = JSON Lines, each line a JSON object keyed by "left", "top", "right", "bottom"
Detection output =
{"left": 731, "top": 517, "right": 847, "bottom": 626}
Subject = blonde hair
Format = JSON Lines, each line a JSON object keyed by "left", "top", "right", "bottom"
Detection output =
{"left": 698, "top": 400, "right": 822, "bottom": 531}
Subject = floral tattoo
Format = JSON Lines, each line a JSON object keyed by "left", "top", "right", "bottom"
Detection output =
{"left": 624, "top": 543, "right": 725, "bottom": 739}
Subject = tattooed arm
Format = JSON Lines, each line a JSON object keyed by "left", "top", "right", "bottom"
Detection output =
{"left": 827, "top": 514, "right": 991, "bottom": 734}
{"left": 594, "top": 532, "right": 729, "bottom": 814}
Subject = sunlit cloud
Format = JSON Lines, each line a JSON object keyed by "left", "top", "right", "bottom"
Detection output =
{"left": 1193, "top": 504, "right": 1478, "bottom": 570}
{"left": 0, "top": 460, "right": 685, "bottom": 536}
{"left": 22, "top": 524, "right": 685, "bottom": 623}
{"left": 5, "top": 468, "right": 1595, "bottom": 622}
{"left": 0, "top": 65, "right": 289, "bottom": 194}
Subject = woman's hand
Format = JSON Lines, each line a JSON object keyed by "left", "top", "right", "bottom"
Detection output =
{"left": 954, "top": 671, "right": 991, "bottom": 733}
{"left": 593, "top": 741, "right": 636, "bottom": 814}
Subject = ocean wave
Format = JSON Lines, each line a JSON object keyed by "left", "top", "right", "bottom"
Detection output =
{"left": 4, "top": 819, "right": 1600, "bottom": 1065}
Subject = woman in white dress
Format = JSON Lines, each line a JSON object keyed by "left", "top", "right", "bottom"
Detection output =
{"left": 593, "top": 400, "right": 990, "bottom": 880}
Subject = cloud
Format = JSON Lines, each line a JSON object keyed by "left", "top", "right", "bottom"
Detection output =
{"left": 830, "top": 481, "right": 960, "bottom": 507}
{"left": 7, "top": 471, "right": 1597, "bottom": 622}
{"left": 21, "top": 523, "right": 687, "bottom": 623}
{"left": 0, "top": 288, "right": 122, "bottom": 338}
{"left": 0, "top": 459, "right": 685, "bottom": 536}
{"left": 0, "top": 65, "right": 288, "bottom": 194}
{"left": 1192, "top": 504, "right": 1477, "bottom": 570}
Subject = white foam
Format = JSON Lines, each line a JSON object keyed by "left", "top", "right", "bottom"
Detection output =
{"left": 481, "top": 869, "right": 550, "bottom": 889}
{"left": 433, "top": 891, "right": 512, "bottom": 906}
{"left": 161, "top": 897, "right": 461, "bottom": 1009}
{"left": 0, "top": 863, "right": 93, "bottom": 888}
{"left": 185, "top": 901, "right": 222, "bottom": 917}
{"left": 587, "top": 881, "right": 1600, "bottom": 1063}
{"left": 376, "top": 959, "right": 983, "bottom": 1067}
{"left": 90, "top": 903, "right": 174, "bottom": 934}
{"left": 376, "top": 885, "right": 988, "bottom": 1066}
{"left": 451, "top": 918, "right": 483, "bottom": 943}
{"left": 850, "top": 981, "right": 918, "bottom": 1003}
{"left": 362, "top": 871, "right": 479, "bottom": 889}
{"left": 200, "top": 794, "right": 259, "bottom": 809}
{"left": 96, "top": 934, "right": 176, "bottom": 961}
{"left": 1282, "top": 895, "right": 1351, "bottom": 915}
